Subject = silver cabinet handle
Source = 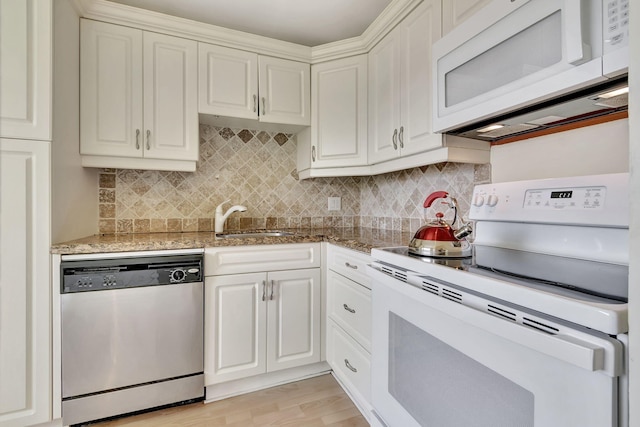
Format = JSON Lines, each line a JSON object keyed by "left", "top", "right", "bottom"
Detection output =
{"left": 270, "top": 279, "right": 275, "bottom": 300}
{"left": 146, "top": 129, "right": 151, "bottom": 150}
{"left": 392, "top": 128, "right": 398, "bottom": 150}
{"left": 262, "top": 96, "right": 266, "bottom": 114}
{"left": 344, "top": 359, "right": 357, "bottom": 373}
{"left": 135, "top": 129, "right": 140, "bottom": 149}
{"left": 262, "top": 280, "right": 267, "bottom": 301}
{"left": 343, "top": 303, "right": 356, "bottom": 314}
{"left": 312, "top": 146, "right": 316, "bottom": 162}
{"left": 399, "top": 126, "right": 404, "bottom": 148}
{"left": 345, "top": 262, "right": 358, "bottom": 270}
{"left": 253, "top": 94, "right": 257, "bottom": 113}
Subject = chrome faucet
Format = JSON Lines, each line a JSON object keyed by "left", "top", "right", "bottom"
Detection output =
{"left": 215, "top": 200, "right": 247, "bottom": 233}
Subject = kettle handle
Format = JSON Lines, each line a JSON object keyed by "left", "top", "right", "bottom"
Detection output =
{"left": 423, "top": 191, "right": 449, "bottom": 208}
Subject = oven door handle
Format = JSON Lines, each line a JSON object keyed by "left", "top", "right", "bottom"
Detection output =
{"left": 450, "top": 303, "right": 609, "bottom": 373}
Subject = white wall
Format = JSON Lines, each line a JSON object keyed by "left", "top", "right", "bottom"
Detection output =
{"left": 52, "top": 0, "right": 99, "bottom": 243}
{"left": 490, "top": 119, "right": 629, "bottom": 182}
{"left": 628, "top": 2, "right": 639, "bottom": 425}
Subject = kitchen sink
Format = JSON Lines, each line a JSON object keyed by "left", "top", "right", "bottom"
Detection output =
{"left": 215, "top": 231, "right": 295, "bottom": 239}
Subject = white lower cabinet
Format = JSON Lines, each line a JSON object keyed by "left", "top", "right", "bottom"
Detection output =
{"left": 327, "top": 320, "right": 371, "bottom": 403}
{"left": 204, "top": 244, "right": 322, "bottom": 387}
{"left": 326, "top": 244, "right": 372, "bottom": 419}
{"left": 0, "top": 139, "right": 51, "bottom": 427}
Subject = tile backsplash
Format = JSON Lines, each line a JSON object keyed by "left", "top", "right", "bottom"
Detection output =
{"left": 98, "top": 125, "right": 490, "bottom": 234}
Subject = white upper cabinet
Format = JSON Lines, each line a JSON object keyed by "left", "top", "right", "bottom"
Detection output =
{"left": 80, "top": 19, "right": 198, "bottom": 172}
{"left": 308, "top": 55, "right": 368, "bottom": 169}
{"left": 198, "top": 44, "right": 258, "bottom": 120}
{"left": 143, "top": 32, "right": 199, "bottom": 160}
{"left": 199, "top": 43, "right": 310, "bottom": 127}
{"left": 442, "top": 0, "right": 492, "bottom": 35}
{"left": 368, "top": 0, "right": 442, "bottom": 164}
{"left": 0, "top": 0, "right": 51, "bottom": 141}
{"left": 80, "top": 21, "right": 142, "bottom": 159}
{"left": 258, "top": 56, "right": 310, "bottom": 126}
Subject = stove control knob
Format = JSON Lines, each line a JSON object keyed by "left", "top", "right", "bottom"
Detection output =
{"left": 171, "top": 269, "right": 186, "bottom": 283}
{"left": 486, "top": 194, "right": 499, "bottom": 207}
{"left": 472, "top": 194, "right": 485, "bottom": 207}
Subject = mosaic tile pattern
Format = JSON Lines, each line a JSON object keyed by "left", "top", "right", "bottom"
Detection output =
{"left": 360, "top": 162, "right": 490, "bottom": 232}
{"left": 98, "top": 125, "right": 491, "bottom": 234}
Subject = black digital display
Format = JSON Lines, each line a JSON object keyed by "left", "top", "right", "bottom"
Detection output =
{"left": 551, "top": 191, "right": 573, "bottom": 199}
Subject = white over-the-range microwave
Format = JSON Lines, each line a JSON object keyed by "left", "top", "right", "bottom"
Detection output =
{"left": 432, "top": 0, "right": 629, "bottom": 138}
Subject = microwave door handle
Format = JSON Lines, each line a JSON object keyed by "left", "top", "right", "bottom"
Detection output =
{"left": 564, "top": 0, "right": 588, "bottom": 64}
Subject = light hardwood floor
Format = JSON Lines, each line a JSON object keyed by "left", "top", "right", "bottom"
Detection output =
{"left": 94, "top": 374, "right": 369, "bottom": 426}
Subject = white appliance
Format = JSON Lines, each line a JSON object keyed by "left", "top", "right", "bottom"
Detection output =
{"left": 432, "top": 0, "right": 629, "bottom": 135}
{"left": 368, "top": 173, "right": 629, "bottom": 427}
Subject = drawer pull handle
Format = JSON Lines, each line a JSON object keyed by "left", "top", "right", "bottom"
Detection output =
{"left": 262, "top": 280, "right": 267, "bottom": 301}
{"left": 345, "top": 262, "right": 358, "bottom": 270}
{"left": 344, "top": 359, "right": 357, "bottom": 373}
{"left": 270, "top": 279, "right": 275, "bottom": 300}
{"left": 343, "top": 304, "right": 356, "bottom": 314}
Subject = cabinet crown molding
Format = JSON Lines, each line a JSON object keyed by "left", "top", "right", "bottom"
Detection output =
{"left": 78, "top": 0, "right": 422, "bottom": 63}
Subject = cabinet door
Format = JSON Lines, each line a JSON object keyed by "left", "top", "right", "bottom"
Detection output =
{"left": 311, "top": 55, "right": 368, "bottom": 168}
{"left": 0, "top": 0, "right": 51, "bottom": 141}
{"left": 442, "top": 0, "right": 492, "bottom": 35}
{"left": 266, "top": 269, "right": 321, "bottom": 372}
{"left": 198, "top": 43, "right": 258, "bottom": 120}
{"left": 327, "top": 271, "right": 372, "bottom": 352}
{"left": 258, "top": 56, "right": 310, "bottom": 126}
{"left": 143, "top": 32, "right": 198, "bottom": 161}
{"left": 80, "top": 19, "right": 143, "bottom": 158}
{"left": 398, "top": 0, "right": 442, "bottom": 157}
{"left": 368, "top": 32, "right": 401, "bottom": 164}
{"left": 204, "top": 274, "right": 267, "bottom": 385}
{"left": 0, "top": 139, "right": 51, "bottom": 427}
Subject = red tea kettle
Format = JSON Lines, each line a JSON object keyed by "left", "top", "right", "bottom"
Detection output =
{"left": 408, "top": 191, "right": 473, "bottom": 257}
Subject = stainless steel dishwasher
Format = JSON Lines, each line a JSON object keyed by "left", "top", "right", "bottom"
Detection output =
{"left": 61, "top": 251, "right": 204, "bottom": 426}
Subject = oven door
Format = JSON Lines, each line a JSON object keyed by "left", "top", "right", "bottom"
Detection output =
{"left": 368, "top": 267, "right": 624, "bottom": 427}
{"left": 432, "top": 0, "right": 604, "bottom": 133}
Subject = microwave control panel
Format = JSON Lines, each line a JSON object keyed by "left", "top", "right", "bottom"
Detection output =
{"left": 604, "top": 0, "right": 629, "bottom": 52}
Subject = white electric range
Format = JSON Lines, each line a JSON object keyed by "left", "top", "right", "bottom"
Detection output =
{"left": 368, "top": 173, "right": 629, "bottom": 427}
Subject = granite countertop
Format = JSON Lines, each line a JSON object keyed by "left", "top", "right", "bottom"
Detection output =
{"left": 51, "top": 227, "right": 413, "bottom": 255}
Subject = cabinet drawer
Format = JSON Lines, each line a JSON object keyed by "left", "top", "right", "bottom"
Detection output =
{"left": 327, "top": 244, "right": 371, "bottom": 288}
{"left": 327, "top": 320, "right": 371, "bottom": 403}
{"left": 327, "top": 270, "right": 371, "bottom": 352}
{"left": 205, "top": 243, "right": 321, "bottom": 275}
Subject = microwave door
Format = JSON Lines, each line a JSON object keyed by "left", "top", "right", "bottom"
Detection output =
{"left": 433, "top": 0, "right": 603, "bottom": 133}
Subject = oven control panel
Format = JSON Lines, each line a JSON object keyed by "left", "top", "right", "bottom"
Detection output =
{"left": 523, "top": 186, "right": 606, "bottom": 210}
{"left": 469, "top": 173, "right": 628, "bottom": 227}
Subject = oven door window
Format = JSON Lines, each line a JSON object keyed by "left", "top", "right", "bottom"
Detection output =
{"left": 389, "top": 312, "right": 534, "bottom": 426}
{"left": 371, "top": 272, "right": 622, "bottom": 427}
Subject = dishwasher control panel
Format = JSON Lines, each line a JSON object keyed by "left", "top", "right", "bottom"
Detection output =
{"left": 61, "top": 253, "right": 203, "bottom": 293}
